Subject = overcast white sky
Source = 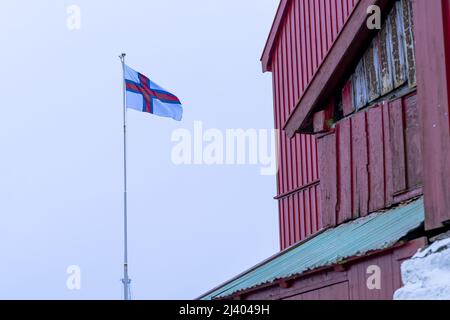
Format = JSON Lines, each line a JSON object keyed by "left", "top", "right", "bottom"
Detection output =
{"left": 0, "top": 0, "right": 279, "bottom": 299}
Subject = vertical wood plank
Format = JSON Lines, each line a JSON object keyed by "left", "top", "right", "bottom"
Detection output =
{"left": 388, "top": 98, "right": 407, "bottom": 194}
{"left": 401, "top": 0, "right": 416, "bottom": 87}
{"left": 309, "top": 0, "right": 318, "bottom": 73}
{"left": 305, "top": 188, "right": 311, "bottom": 237}
{"left": 289, "top": 196, "right": 295, "bottom": 246}
{"left": 363, "top": 41, "right": 381, "bottom": 102}
{"left": 304, "top": 0, "right": 313, "bottom": 81}
{"left": 315, "top": 184, "right": 322, "bottom": 229}
{"left": 311, "top": 186, "right": 318, "bottom": 233}
{"left": 318, "top": 132, "right": 337, "bottom": 227}
{"left": 337, "top": 119, "right": 353, "bottom": 223}
{"left": 378, "top": 20, "right": 395, "bottom": 95}
{"left": 342, "top": 78, "right": 355, "bottom": 116}
{"left": 315, "top": 0, "right": 323, "bottom": 64}
{"left": 278, "top": 200, "right": 283, "bottom": 250}
{"left": 299, "top": 190, "right": 306, "bottom": 240}
{"left": 403, "top": 94, "right": 423, "bottom": 189}
{"left": 284, "top": 198, "right": 290, "bottom": 248}
{"left": 389, "top": 2, "right": 407, "bottom": 88}
{"left": 352, "top": 112, "right": 369, "bottom": 217}
{"left": 382, "top": 101, "right": 394, "bottom": 206}
{"left": 320, "top": 0, "right": 328, "bottom": 59}
{"left": 353, "top": 59, "right": 368, "bottom": 110}
{"left": 279, "top": 199, "right": 285, "bottom": 250}
{"left": 368, "top": 105, "right": 385, "bottom": 212}
{"left": 293, "top": 192, "right": 300, "bottom": 243}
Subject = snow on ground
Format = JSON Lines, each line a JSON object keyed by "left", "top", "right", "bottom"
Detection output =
{"left": 394, "top": 237, "right": 450, "bottom": 300}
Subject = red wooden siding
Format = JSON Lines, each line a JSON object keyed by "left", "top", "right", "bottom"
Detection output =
{"left": 271, "top": 0, "right": 360, "bottom": 250}
{"left": 413, "top": 0, "right": 450, "bottom": 230}
{"left": 317, "top": 94, "right": 423, "bottom": 226}
{"left": 239, "top": 238, "right": 426, "bottom": 301}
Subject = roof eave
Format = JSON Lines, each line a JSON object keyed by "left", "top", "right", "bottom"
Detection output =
{"left": 260, "top": 0, "right": 291, "bottom": 73}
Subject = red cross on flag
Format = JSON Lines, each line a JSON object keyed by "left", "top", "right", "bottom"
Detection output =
{"left": 124, "top": 64, "right": 183, "bottom": 121}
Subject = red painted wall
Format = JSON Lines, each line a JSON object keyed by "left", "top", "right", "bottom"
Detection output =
{"left": 317, "top": 94, "right": 423, "bottom": 227}
{"left": 237, "top": 239, "right": 426, "bottom": 300}
{"left": 413, "top": 0, "right": 450, "bottom": 230}
{"left": 270, "top": 0, "right": 360, "bottom": 250}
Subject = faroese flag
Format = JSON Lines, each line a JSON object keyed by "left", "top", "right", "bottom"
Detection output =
{"left": 124, "top": 64, "right": 183, "bottom": 121}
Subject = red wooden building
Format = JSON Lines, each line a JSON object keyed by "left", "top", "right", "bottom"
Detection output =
{"left": 200, "top": 0, "right": 450, "bottom": 300}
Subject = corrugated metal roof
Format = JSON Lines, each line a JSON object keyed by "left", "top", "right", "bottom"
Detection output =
{"left": 201, "top": 198, "right": 424, "bottom": 300}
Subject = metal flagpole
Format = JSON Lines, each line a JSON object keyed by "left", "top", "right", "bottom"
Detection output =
{"left": 119, "top": 53, "right": 131, "bottom": 300}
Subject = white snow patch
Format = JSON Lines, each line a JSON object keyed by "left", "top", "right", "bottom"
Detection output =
{"left": 394, "top": 238, "right": 450, "bottom": 300}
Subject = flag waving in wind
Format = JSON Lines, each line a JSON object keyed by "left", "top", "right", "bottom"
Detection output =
{"left": 124, "top": 64, "right": 183, "bottom": 121}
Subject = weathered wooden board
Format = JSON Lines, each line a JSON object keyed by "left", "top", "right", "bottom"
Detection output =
{"left": 318, "top": 132, "right": 337, "bottom": 227}
{"left": 353, "top": 59, "right": 368, "bottom": 110}
{"left": 345, "top": 0, "right": 415, "bottom": 107}
{"left": 368, "top": 105, "right": 385, "bottom": 212}
{"left": 351, "top": 112, "right": 369, "bottom": 217}
{"left": 401, "top": 0, "right": 416, "bottom": 87}
{"left": 388, "top": 98, "right": 407, "bottom": 194}
{"left": 342, "top": 78, "right": 355, "bottom": 116}
{"left": 377, "top": 19, "right": 395, "bottom": 95}
{"left": 382, "top": 101, "right": 394, "bottom": 207}
{"left": 337, "top": 119, "right": 353, "bottom": 224}
{"left": 364, "top": 41, "right": 382, "bottom": 102}
{"left": 390, "top": 2, "right": 407, "bottom": 88}
{"left": 403, "top": 94, "right": 422, "bottom": 189}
